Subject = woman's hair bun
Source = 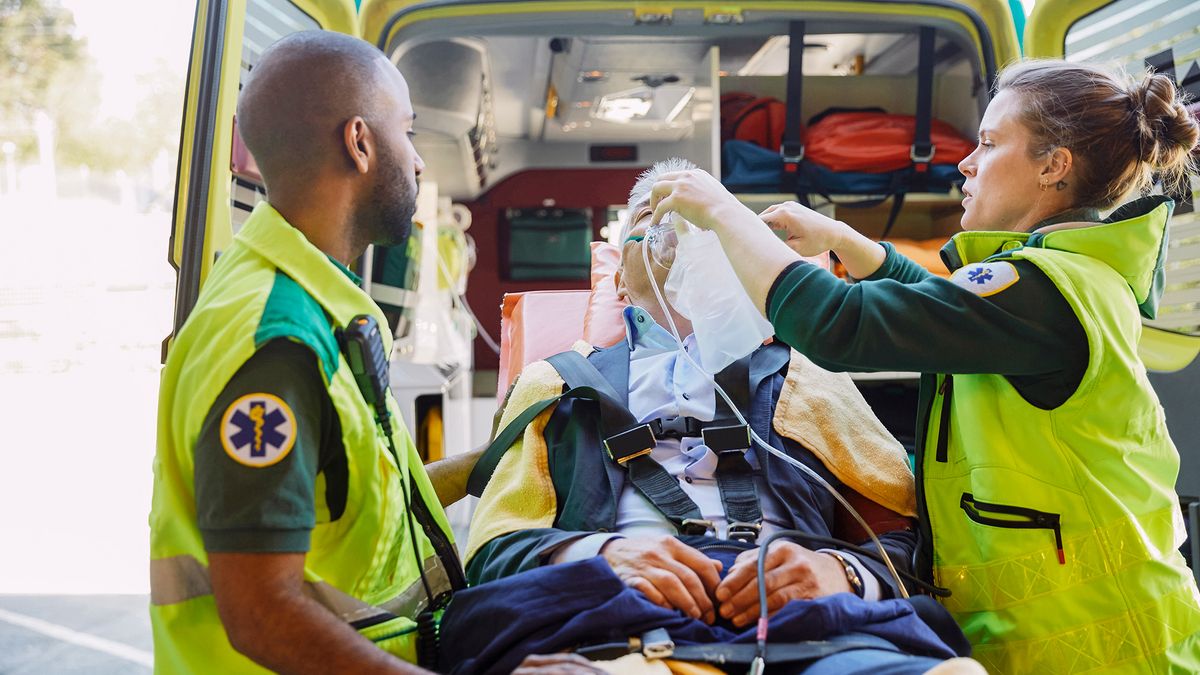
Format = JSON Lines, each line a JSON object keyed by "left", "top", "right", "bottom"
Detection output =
{"left": 1130, "top": 72, "right": 1198, "bottom": 170}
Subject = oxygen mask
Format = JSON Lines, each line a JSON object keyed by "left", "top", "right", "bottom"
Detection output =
{"left": 642, "top": 211, "right": 696, "bottom": 270}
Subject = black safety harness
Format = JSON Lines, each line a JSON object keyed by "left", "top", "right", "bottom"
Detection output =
{"left": 468, "top": 350, "right": 766, "bottom": 542}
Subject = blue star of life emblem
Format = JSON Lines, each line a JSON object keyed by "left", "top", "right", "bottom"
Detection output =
{"left": 220, "top": 393, "right": 297, "bottom": 467}
{"left": 952, "top": 261, "right": 1020, "bottom": 298}
{"left": 967, "top": 267, "right": 994, "bottom": 284}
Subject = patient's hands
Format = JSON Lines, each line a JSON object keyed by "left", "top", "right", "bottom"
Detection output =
{"left": 714, "top": 542, "right": 851, "bottom": 627}
{"left": 600, "top": 536, "right": 723, "bottom": 624}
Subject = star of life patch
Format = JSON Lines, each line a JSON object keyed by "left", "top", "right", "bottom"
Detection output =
{"left": 950, "top": 261, "right": 1020, "bottom": 298}
{"left": 220, "top": 393, "right": 297, "bottom": 467}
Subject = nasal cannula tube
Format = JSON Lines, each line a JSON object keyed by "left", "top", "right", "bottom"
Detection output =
{"left": 641, "top": 217, "right": 909, "bottom": 598}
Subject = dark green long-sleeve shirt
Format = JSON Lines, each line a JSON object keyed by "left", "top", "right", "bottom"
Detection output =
{"left": 765, "top": 242, "right": 1089, "bottom": 409}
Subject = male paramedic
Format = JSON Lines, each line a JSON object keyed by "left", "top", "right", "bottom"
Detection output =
{"left": 149, "top": 31, "right": 490, "bottom": 675}
{"left": 455, "top": 159, "right": 984, "bottom": 674}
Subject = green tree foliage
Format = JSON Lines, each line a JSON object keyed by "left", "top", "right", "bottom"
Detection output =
{"left": 0, "top": 0, "right": 86, "bottom": 158}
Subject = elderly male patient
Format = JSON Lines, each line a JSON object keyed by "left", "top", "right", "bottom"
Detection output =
{"left": 450, "top": 159, "right": 979, "bottom": 675}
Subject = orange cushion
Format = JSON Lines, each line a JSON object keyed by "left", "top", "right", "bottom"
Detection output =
{"left": 496, "top": 290, "right": 591, "bottom": 401}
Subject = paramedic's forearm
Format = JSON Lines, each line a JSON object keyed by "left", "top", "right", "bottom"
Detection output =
{"left": 210, "top": 552, "right": 432, "bottom": 675}
{"left": 710, "top": 202, "right": 801, "bottom": 315}
{"left": 425, "top": 446, "right": 484, "bottom": 507}
{"left": 833, "top": 227, "right": 887, "bottom": 280}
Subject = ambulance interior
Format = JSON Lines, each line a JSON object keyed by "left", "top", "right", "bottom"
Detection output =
{"left": 226, "top": 0, "right": 1198, "bottom": 559}
{"left": 363, "top": 15, "right": 990, "bottom": 471}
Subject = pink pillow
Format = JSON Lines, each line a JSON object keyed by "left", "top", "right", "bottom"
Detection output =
{"left": 581, "top": 242, "right": 628, "bottom": 348}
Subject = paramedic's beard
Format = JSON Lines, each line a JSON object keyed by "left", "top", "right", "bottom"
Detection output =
{"left": 360, "top": 142, "right": 418, "bottom": 247}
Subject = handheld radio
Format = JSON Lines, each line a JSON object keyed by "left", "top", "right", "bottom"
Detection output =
{"left": 340, "top": 315, "right": 394, "bottom": 435}
{"left": 338, "top": 314, "right": 464, "bottom": 669}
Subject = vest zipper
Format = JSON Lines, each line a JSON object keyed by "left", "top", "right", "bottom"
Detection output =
{"left": 935, "top": 375, "right": 953, "bottom": 463}
{"left": 959, "top": 493, "right": 1065, "bottom": 565}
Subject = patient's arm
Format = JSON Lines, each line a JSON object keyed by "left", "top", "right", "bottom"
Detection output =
{"left": 834, "top": 487, "right": 917, "bottom": 598}
{"left": 464, "top": 362, "right": 604, "bottom": 585}
{"left": 423, "top": 446, "right": 484, "bottom": 508}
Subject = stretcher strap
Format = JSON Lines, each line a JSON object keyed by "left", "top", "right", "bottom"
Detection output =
{"left": 577, "top": 637, "right": 881, "bottom": 665}
{"left": 780, "top": 20, "right": 806, "bottom": 195}
{"left": 910, "top": 27, "right": 937, "bottom": 186}
{"left": 547, "top": 351, "right": 709, "bottom": 534}
{"left": 710, "top": 356, "right": 762, "bottom": 532}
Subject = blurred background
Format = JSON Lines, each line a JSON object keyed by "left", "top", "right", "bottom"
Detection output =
{"left": 0, "top": 1, "right": 190, "bottom": 671}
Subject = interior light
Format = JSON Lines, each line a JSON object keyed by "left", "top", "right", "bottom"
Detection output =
{"left": 595, "top": 92, "right": 654, "bottom": 122}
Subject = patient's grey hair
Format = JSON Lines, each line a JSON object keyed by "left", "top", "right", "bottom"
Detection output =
{"left": 620, "top": 157, "right": 698, "bottom": 242}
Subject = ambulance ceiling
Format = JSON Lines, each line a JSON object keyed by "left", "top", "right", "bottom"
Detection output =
{"left": 395, "top": 29, "right": 970, "bottom": 142}
{"left": 386, "top": 20, "right": 980, "bottom": 198}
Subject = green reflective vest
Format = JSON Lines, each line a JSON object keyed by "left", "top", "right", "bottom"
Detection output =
{"left": 150, "top": 203, "right": 454, "bottom": 674}
{"left": 924, "top": 200, "right": 1200, "bottom": 673}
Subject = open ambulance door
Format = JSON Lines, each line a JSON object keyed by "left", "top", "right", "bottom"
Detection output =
{"left": 1027, "top": 0, "right": 1200, "bottom": 531}
{"left": 166, "top": 0, "right": 358, "bottom": 358}
{"left": 1026, "top": 0, "right": 1200, "bottom": 373}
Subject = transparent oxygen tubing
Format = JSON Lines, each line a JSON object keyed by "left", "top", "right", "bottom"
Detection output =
{"left": 639, "top": 224, "right": 909, "bottom": 599}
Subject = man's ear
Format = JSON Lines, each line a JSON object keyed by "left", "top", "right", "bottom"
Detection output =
{"left": 1040, "top": 146, "right": 1072, "bottom": 187}
{"left": 614, "top": 265, "right": 628, "bottom": 301}
{"left": 343, "top": 116, "right": 371, "bottom": 174}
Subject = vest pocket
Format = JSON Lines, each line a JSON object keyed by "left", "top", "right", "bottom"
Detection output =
{"left": 959, "top": 493, "right": 1065, "bottom": 565}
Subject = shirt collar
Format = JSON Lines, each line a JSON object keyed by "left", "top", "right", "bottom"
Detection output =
{"left": 622, "top": 305, "right": 695, "bottom": 354}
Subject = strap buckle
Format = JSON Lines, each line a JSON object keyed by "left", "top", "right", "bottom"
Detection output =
{"left": 680, "top": 518, "right": 715, "bottom": 536}
{"left": 702, "top": 424, "right": 751, "bottom": 452}
{"left": 909, "top": 142, "right": 935, "bottom": 164}
{"left": 780, "top": 141, "right": 805, "bottom": 166}
{"left": 603, "top": 424, "right": 656, "bottom": 465}
{"left": 727, "top": 521, "right": 762, "bottom": 543}
{"left": 638, "top": 628, "right": 675, "bottom": 659}
{"left": 649, "top": 416, "right": 703, "bottom": 439}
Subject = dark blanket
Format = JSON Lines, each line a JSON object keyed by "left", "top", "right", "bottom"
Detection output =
{"left": 437, "top": 556, "right": 956, "bottom": 674}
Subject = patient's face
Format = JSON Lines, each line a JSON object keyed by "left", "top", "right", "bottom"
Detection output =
{"left": 616, "top": 207, "right": 692, "bottom": 335}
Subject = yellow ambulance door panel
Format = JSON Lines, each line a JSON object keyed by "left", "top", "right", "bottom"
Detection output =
{"left": 167, "top": 0, "right": 357, "bottom": 353}
{"left": 1026, "top": 0, "right": 1200, "bottom": 372}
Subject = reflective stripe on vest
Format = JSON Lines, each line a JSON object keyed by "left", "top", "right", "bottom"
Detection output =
{"left": 970, "top": 584, "right": 1200, "bottom": 674}
{"left": 938, "top": 506, "right": 1184, "bottom": 614}
{"left": 150, "top": 554, "right": 453, "bottom": 626}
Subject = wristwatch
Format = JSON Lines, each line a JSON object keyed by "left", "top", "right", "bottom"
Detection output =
{"left": 824, "top": 551, "right": 865, "bottom": 598}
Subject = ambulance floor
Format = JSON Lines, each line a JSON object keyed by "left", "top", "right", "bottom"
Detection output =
{"left": 0, "top": 595, "right": 152, "bottom": 674}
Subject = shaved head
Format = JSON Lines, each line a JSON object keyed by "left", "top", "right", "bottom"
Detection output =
{"left": 237, "top": 30, "right": 423, "bottom": 249}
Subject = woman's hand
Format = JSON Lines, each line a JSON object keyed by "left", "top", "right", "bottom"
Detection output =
{"left": 648, "top": 168, "right": 754, "bottom": 232}
{"left": 758, "top": 201, "right": 853, "bottom": 257}
{"left": 761, "top": 201, "right": 887, "bottom": 279}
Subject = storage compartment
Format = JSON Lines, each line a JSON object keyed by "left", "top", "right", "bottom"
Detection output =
{"left": 504, "top": 207, "right": 592, "bottom": 281}
{"left": 396, "top": 38, "right": 496, "bottom": 196}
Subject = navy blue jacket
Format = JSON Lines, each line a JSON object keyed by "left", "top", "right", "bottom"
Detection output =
{"left": 466, "top": 340, "right": 917, "bottom": 596}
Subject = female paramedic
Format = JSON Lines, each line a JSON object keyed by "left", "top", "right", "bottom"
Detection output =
{"left": 647, "top": 60, "right": 1200, "bottom": 674}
